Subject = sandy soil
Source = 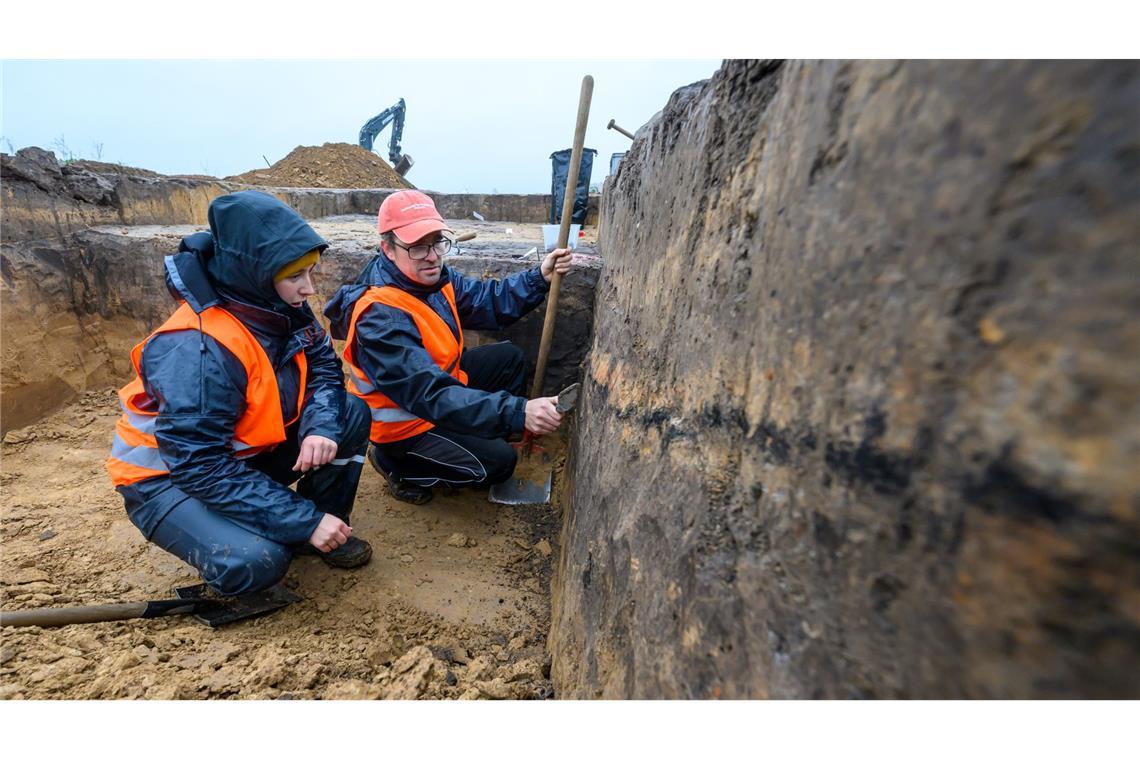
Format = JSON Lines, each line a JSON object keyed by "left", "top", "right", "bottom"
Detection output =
{"left": 227, "top": 143, "right": 415, "bottom": 190}
{"left": 0, "top": 391, "right": 567, "bottom": 700}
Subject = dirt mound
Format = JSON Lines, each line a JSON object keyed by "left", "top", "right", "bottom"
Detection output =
{"left": 228, "top": 143, "right": 415, "bottom": 190}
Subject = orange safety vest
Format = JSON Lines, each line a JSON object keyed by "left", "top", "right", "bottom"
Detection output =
{"left": 106, "top": 302, "right": 308, "bottom": 487}
{"left": 342, "top": 283, "right": 468, "bottom": 444}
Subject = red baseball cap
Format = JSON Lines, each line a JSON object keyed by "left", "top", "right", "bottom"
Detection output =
{"left": 377, "top": 190, "right": 451, "bottom": 242}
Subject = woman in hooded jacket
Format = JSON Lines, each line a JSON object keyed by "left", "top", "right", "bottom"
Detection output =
{"left": 106, "top": 190, "right": 372, "bottom": 596}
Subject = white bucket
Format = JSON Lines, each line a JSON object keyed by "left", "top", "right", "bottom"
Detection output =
{"left": 542, "top": 224, "right": 580, "bottom": 252}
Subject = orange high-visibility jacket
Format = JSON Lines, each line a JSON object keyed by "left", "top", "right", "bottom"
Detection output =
{"left": 106, "top": 303, "right": 308, "bottom": 486}
{"left": 342, "top": 283, "right": 468, "bottom": 444}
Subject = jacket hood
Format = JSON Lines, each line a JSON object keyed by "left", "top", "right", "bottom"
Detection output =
{"left": 164, "top": 231, "right": 222, "bottom": 313}
{"left": 324, "top": 252, "right": 452, "bottom": 340}
{"left": 165, "top": 224, "right": 319, "bottom": 340}
{"left": 205, "top": 190, "right": 328, "bottom": 311}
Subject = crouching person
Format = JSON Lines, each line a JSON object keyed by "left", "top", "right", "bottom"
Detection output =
{"left": 106, "top": 190, "right": 372, "bottom": 596}
{"left": 323, "top": 190, "right": 573, "bottom": 505}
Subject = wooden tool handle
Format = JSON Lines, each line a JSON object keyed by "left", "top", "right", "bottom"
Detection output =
{"left": 455, "top": 231, "right": 477, "bottom": 242}
{"left": 531, "top": 74, "right": 594, "bottom": 399}
{"left": 1, "top": 602, "right": 149, "bottom": 627}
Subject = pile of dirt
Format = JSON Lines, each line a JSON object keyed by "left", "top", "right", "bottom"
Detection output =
{"left": 1, "top": 391, "right": 564, "bottom": 700}
{"left": 228, "top": 143, "right": 415, "bottom": 190}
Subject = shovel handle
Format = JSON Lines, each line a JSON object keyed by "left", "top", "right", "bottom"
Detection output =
{"left": 455, "top": 231, "right": 477, "bottom": 242}
{"left": 0, "top": 597, "right": 219, "bottom": 628}
{"left": 1, "top": 602, "right": 149, "bottom": 627}
{"left": 531, "top": 74, "right": 594, "bottom": 398}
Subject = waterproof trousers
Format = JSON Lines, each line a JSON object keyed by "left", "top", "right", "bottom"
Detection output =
{"left": 135, "top": 395, "right": 370, "bottom": 595}
{"left": 372, "top": 342, "right": 524, "bottom": 489}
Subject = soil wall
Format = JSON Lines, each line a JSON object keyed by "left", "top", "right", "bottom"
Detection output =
{"left": 1, "top": 222, "right": 599, "bottom": 432}
{"left": 548, "top": 60, "right": 1140, "bottom": 698}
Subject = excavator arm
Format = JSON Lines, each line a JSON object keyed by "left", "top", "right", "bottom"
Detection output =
{"left": 359, "top": 98, "right": 411, "bottom": 173}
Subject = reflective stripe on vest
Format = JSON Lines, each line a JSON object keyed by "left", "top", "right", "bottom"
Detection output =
{"left": 106, "top": 302, "right": 308, "bottom": 487}
{"left": 343, "top": 283, "right": 468, "bottom": 444}
{"left": 370, "top": 407, "right": 420, "bottom": 423}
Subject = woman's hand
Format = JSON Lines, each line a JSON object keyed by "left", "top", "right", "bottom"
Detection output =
{"left": 308, "top": 513, "right": 352, "bottom": 553}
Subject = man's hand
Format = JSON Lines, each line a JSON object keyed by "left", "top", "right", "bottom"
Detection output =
{"left": 541, "top": 248, "right": 575, "bottom": 283}
{"left": 525, "top": 397, "right": 564, "bottom": 436}
{"left": 309, "top": 513, "right": 352, "bottom": 553}
{"left": 293, "top": 435, "right": 338, "bottom": 472}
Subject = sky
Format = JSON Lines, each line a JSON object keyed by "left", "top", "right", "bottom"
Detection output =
{"left": 1, "top": 60, "right": 720, "bottom": 194}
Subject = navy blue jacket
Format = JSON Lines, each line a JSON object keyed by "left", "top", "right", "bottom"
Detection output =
{"left": 118, "top": 191, "right": 343, "bottom": 546}
{"left": 324, "top": 254, "right": 550, "bottom": 438}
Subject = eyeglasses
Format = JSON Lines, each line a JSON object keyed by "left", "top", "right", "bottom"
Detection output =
{"left": 393, "top": 236, "right": 453, "bottom": 260}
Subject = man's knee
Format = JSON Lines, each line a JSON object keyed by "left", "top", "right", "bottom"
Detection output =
{"left": 503, "top": 342, "right": 525, "bottom": 371}
{"left": 502, "top": 341, "right": 524, "bottom": 365}
{"left": 341, "top": 394, "right": 371, "bottom": 452}
{"left": 484, "top": 440, "right": 518, "bottom": 485}
{"left": 500, "top": 342, "right": 526, "bottom": 395}
{"left": 206, "top": 540, "right": 292, "bottom": 596}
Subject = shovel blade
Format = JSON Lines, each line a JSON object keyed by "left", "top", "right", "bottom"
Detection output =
{"left": 174, "top": 582, "right": 302, "bottom": 627}
{"left": 489, "top": 472, "right": 553, "bottom": 506}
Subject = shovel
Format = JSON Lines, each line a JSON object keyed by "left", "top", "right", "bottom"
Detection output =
{"left": 0, "top": 582, "right": 300, "bottom": 629}
{"left": 489, "top": 76, "right": 594, "bottom": 507}
{"left": 489, "top": 384, "right": 579, "bottom": 505}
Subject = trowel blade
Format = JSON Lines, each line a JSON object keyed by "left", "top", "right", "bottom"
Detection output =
{"left": 488, "top": 472, "right": 553, "bottom": 506}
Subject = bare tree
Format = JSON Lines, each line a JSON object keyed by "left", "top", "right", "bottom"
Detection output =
{"left": 91, "top": 141, "right": 104, "bottom": 160}
{"left": 1, "top": 136, "right": 14, "bottom": 154}
{"left": 51, "top": 134, "right": 75, "bottom": 163}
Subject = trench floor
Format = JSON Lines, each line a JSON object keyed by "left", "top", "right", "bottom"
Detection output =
{"left": 0, "top": 391, "right": 567, "bottom": 699}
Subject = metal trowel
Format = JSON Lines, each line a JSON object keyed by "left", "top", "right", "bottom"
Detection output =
{"left": 489, "top": 383, "right": 578, "bottom": 506}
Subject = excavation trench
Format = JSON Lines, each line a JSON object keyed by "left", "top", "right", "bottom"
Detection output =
{"left": 5, "top": 60, "right": 1139, "bottom": 701}
{"left": 0, "top": 210, "right": 600, "bottom": 699}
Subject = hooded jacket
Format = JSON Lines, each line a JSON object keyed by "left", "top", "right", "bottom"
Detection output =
{"left": 324, "top": 253, "right": 550, "bottom": 439}
{"left": 114, "top": 190, "right": 343, "bottom": 546}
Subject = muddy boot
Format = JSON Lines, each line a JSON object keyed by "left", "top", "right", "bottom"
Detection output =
{"left": 368, "top": 446, "right": 433, "bottom": 505}
{"left": 318, "top": 536, "right": 372, "bottom": 569}
{"left": 292, "top": 535, "right": 373, "bottom": 568}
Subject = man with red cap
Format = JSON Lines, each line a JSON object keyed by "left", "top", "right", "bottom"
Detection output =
{"left": 324, "top": 190, "right": 573, "bottom": 504}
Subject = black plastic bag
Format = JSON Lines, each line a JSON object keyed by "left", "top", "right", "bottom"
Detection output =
{"left": 549, "top": 148, "right": 598, "bottom": 225}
